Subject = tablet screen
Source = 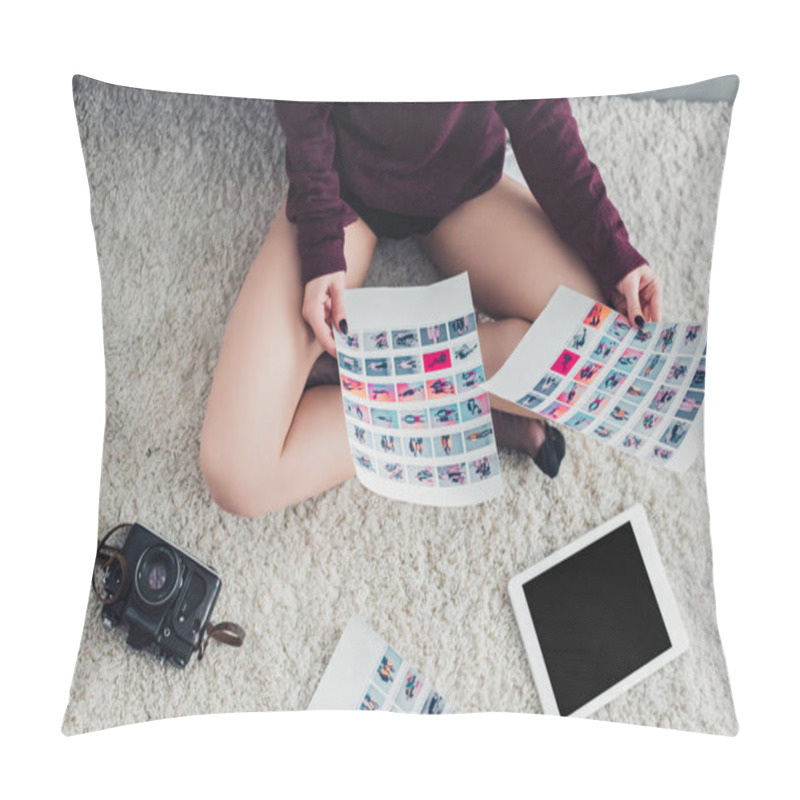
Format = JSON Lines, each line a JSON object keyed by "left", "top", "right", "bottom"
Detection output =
{"left": 521, "top": 520, "right": 672, "bottom": 716}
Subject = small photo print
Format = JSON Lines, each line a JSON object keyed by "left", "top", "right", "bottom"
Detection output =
{"left": 377, "top": 433, "right": 400, "bottom": 455}
{"left": 592, "top": 423, "right": 620, "bottom": 440}
{"left": 423, "top": 348, "right": 452, "bottom": 372}
{"left": 691, "top": 359, "right": 706, "bottom": 390}
{"left": 469, "top": 453, "right": 500, "bottom": 482}
{"left": 649, "top": 445, "right": 674, "bottom": 463}
{"left": 660, "top": 419, "right": 691, "bottom": 448}
{"left": 431, "top": 403, "right": 460, "bottom": 427}
{"left": 365, "top": 357, "right": 393, "bottom": 377}
{"left": 395, "top": 669, "right": 425, "bottom": 712}
{"left": 584, "top": 391, "right": 610, "bottom": 415}
{"left": 352, "top": 449, "right": 376, "bottom": 473}
{"left": 341, "top": 375, "right": 366, "bottom": 399}
{"left": 348, "top": 423, "right": 373, "bottom": 450}
{"left": 539, "top": 401, "right": 571, "bottom": 421}
{"left": 675, "top": 389, "right": 704, "bottom": 421}
{"left": 447, "top": 312, "right": 476, "bottom": 339}
{"left": 379, "top": 461, "right": 407, "bottom": 482}
{"left": 360, "top": 685, "right": 386, "bottom": 711}
{"left": 609, "top": 400, "right": 637, "bottom": 424}
{"left": 574, "top": 361, "right": 604, "bottom": 385}
{"left": 392, "top": 328, "right": 419, "bottom": 348}
{"left": 410, "top": 466, "right": 435, "bottom": 487}
{"left": 568, "top": 324, "right": 591, "bottom": 351}
{"left": 420, "top": 323, "right": 448, "bottom": 346}
{"left": 633, "top": 323, "right": 656, "bottom": 345}
{"left": 459, "top": 393, "right": 491, "bottom": 421}
{"left": 620, "top": 432, "right": 645, "bottom": 451}
{"left": 656, "top": 324, "right": 677, "bottom": 354}
{"left": 457, "top": 366, "right": 485, "bottom": 392}
{"left": 420, "top": 690, "right": 446, "bottom": 715}
{"left": 405, "top": 436, "right": 432, "bottom": 458}
{"left": 680, "top": 324, "right": 704, "bottom": 354}
{"left": 598, "top": 369, "right": 628, "bottom": 394}
{"left": 534, "top": 373, "right": 561, "bottom": 396}
{"left": 649, "top": 384, "right": 678, "bottom": 412}
{"left": 375, "top": 646, "right": 402, "bottom": 686}
{"left": 400, "top": 409, "right": 430, "bottom": 429}
{"left": 368, "top": 382, "right": 396, "bottom": 402}
{"left": 394, "top": 355, "right": 421, "bottom": 376}
{"left": 551, "top": 349, "right": 580, "bottom": 376}
{"left": 333, "top": 328, "right": 360, "bottom": 350}
{"left": 517, "top": 392, "right": 544, "bottom": 409}
{"left": 591, "top": 335, "right": 619, "bottom": 363}
{"left": 607, "top": 315, "right": 632, "bottom": 341}
{"left": 624, "top": 377, "right": 653, "bottom": 405}
{"left": 556, "top": 381, "right": 587, "bottom": 406}
{"left": 371, "top": 408, "right": 399, "bottom": 429}
{"left": 584, "top": 301, "right": 612, "bottom": 328}
{"left": 452, "top": 337, "right": 480, "bottom": 363}
{"left": 665, "top": 357, "right": 692, "bottom": 384}
{"left": 634, "top": 411, "right": 663, "bottom": 435}
{"left": 397, "top": 381, "right": 426, "bottom": 402}
{"left": 564, "top": 412, "right": 594, "bottom": 431}
{"left": 464, "top": 423, "right": 495, "bottom": 452}
{"left": 434, "top": 432, "right": 465, "bottom": 457}
{"left": 426, "top": 376, "right": 456, "bottom": 399}
{"left": 639, "top": 353, "right": 667, "bottom": 381}
{"left": 344, "top": 398, "right": 370, "bottom": 423}
{"left": 338, "top": 353, "right": 362, "bottom": 374}
{"left": 437, "top": 463, "right": 468, "bottom": 487}
{"left": 364, "top": 330, "right": 390, "bottom": 351}
{"left": 615, "top": 347, "right": 644, "bottom": 373}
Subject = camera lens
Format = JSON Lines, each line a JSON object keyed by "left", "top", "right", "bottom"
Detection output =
{"left": 135, "top": 545, "right": 181, "bottom": 609}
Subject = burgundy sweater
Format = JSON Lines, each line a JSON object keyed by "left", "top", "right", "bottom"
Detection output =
{"left": 274, "top": 101, "right": 646, "bottom": 290}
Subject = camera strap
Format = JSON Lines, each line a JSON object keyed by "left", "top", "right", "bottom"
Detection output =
{"left": 199, "top": 621, "right": 246, "bottom": 660}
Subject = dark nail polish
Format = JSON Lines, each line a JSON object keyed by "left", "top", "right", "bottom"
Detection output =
{"left": 339, "top": 319, "right": 348, "bottom": 335}
{"left": 634, "top": 315, "right": 645, "bottom": 328}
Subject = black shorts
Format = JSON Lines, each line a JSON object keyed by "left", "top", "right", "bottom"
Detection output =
{"left": 341, "top": 191, "right": 441, "bottom": 239}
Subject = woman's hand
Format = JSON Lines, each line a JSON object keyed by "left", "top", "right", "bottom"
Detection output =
{"left": 610, "top": 263, "right": 663, "bottom": 326}
{"left": 302, "top": 271, "right": 348, "bottom": 356}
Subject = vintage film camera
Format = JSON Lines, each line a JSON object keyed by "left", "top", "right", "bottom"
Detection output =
{"left": 96, "top": 523, "right": 240, "bottom": 667}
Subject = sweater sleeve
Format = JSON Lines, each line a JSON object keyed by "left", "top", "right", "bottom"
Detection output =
{"left": 274, "top": 101, "right": 347, "bottom": 285}
{"left": 495, "top": 99, "right": 647, "bottom": 292}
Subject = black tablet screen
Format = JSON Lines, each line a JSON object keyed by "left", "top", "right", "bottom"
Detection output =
{"left": 522, "top": 521, "right": 672, "bottom": 716}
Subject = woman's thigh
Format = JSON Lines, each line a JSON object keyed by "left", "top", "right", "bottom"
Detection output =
{"left": 200, "top": 201, "right": 377, "bottom": 507}
{"left": 418, "top": 174, "right": 603, "bottom": 322}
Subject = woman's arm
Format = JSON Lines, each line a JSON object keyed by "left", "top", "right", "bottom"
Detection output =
{"left": 274, "top": 101, "right": 348, "bottom": 286}
{"left": 495, "top": 99, "right": 649, "bottom": 299}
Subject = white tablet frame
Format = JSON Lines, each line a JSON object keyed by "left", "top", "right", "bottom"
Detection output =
{"left": 508, "top": 503, "right": 689, "bottom": 718}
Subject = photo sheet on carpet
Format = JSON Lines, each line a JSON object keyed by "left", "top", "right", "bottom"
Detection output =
{"left": 63, "top": 75, "right": 738, "bottom": 736}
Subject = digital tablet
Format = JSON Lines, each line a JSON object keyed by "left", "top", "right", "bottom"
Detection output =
{"left": 508, "top": 504, "right": 689, "bottom": 718}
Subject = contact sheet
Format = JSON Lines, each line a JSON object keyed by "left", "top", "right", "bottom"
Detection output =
{"left": 334, "top": 274, "right": 503, "bottom": 506}
{"left": 485, "top": 286, "right": 707, "bottom": 473}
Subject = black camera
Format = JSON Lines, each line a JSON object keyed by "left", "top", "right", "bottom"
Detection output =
{"left": 100, "top": 523, "right": 223, "bottom": 667}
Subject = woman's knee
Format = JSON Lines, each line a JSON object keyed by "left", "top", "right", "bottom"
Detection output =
{"left": 199, "top": 431, "right": 285, "bottom": 518}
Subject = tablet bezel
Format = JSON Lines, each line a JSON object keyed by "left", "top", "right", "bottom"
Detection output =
{"left": 508, "top": 503, "right": 689, "bottom": 718}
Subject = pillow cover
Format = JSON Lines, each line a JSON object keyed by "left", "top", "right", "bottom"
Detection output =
{"left": 63, "top": 75, "right": 737, "bottom": 734}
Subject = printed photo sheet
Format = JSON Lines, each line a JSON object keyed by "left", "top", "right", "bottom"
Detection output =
{"left": 334, "top": 273, "right": 503, "bottom": 506}
{"left": 308, "top": 616, "right": 452, "bottom": 714}
{"left": 484, "top": 286, "right": 707, "bottom": 473}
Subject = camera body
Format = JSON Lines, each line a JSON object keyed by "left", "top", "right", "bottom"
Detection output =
{"left": 102, "top": 523, "right": 221, "bottom": 667}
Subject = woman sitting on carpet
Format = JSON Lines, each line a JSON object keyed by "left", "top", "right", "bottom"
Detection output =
{"left": 200, "top": 100, "right": 662, "bottom": 517}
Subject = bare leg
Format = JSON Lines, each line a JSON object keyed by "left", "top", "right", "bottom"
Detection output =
{"left": 200, "top": 201, "right": 377, "bottom": 517}
{"left": 418, "top": 174, "right": 604, "bottom": 473}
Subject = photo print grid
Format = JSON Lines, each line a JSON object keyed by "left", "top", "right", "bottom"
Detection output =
{"left": 334, "top": 301, "right": 502, "bottom": 502}
{"left": 506, "top": 295, "right": 707, "bottom": 470}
